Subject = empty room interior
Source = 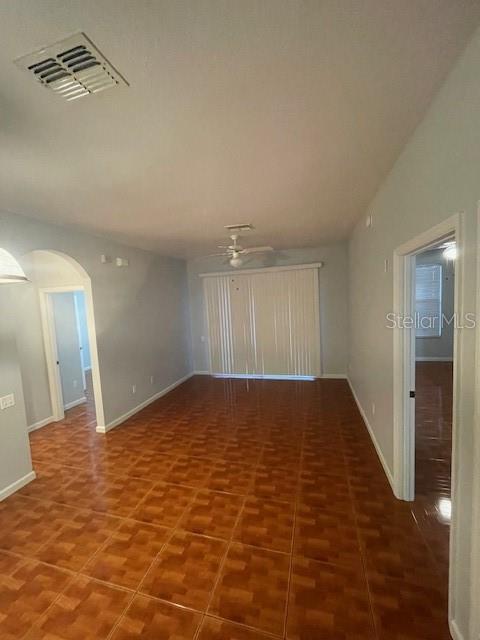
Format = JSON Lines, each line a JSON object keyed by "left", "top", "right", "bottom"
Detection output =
{"left": 1, "top": 2, "right": 480, "bottom": 640}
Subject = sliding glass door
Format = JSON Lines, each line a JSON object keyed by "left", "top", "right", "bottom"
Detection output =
{"left": 203, "top": 267, "right": 321, "bottom": 377}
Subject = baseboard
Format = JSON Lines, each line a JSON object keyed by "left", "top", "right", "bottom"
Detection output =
{"left": 415, "top": 356, "right": 453, "bottom": 362}
{"left": 212, "top": 373, "right": 317, "bottom": 381}
{"left": 321, "top": 373, "right": 348, "bottom": 379}
{"left": 196, "top": 371, "right": 346, "bottom": 380}
{"left": 0, "top": 470, "right": 36, "bottom": 502}
{"left": 28, "top": 415, "right": 54, "bottom": 433}
{"left": 347, "top": 377, "right": 395, "bottom": 493}
{"left": 96, "top": 372, "right": 194, "bottom": 434}
{"left": 449, "top": 619, "right": 463, "bottom": 640}
{"left": 64, "top": 397, "right": 86, "bottom": 410}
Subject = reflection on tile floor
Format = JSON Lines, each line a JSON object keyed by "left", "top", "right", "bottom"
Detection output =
{"left": 0, "top": 375, "right": 451, "bottom": 639}
{"left": 414, "top": 362, "right": 452, "bottom": 580}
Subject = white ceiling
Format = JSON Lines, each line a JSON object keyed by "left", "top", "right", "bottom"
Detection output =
{"left": 1, "top": 1, "right": 479, "bottom": 258}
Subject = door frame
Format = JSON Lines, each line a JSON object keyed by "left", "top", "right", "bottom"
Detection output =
{"left": 38, "top": 284, "right": 105, "bottom": 426}
{"left": 471, "top": 202, "right": 480, "bottom": 640}
{"left": 392, "top": 212, "right": 463, "bottom": 633}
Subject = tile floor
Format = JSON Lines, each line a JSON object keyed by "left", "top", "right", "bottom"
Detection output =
{"left": 0, "top": 374, "right": 451, "bottom": 639}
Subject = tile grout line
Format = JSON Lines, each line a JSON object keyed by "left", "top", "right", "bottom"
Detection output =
{"left": 283, "top": 442, "right": 301, "bottom": 640}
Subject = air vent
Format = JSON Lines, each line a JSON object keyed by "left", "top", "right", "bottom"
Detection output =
{"left": 15, "top": 33, "right": 128, "bottom": 101}
{"left": 224, "top": 224, "right": 254, "bottom": 232}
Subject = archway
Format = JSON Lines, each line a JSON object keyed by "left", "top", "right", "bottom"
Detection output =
{"left": 20, "top": 250, "right": 105, "bottom": 429}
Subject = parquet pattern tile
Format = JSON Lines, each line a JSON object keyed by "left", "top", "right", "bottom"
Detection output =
{"left": 0, "top": 374, "right": 451, "bottom": 639}
{"left": 82, "top": 520, "right": 171, "bottom": 589}
{"left": 0, "top": 553, "right": 71, "bottom": 640}
{"left": 369, "top": 575, "right": 451, "bottom": 640}
{"left": 140, "top": 530, "right": 227, "bottom": 610}
{"left": 179, "top": 489, "right": 243, "bottom": 539}
{"left": 233, "top": 496, "right": 294, "bottom": 552}
{"left": 24, "top": 575, "right": 131, "bottom": 639}
{"left": 287, "top": 556, "right": 375, "bottom": 639}
{"left": 110, "top": 595, "right": 202, "bottom": 639}
{"left": 208, "top": 543, "right": 290, "bottom": 635}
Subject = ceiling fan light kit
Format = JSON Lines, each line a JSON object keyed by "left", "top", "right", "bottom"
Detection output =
{"left": 229, "top": 254, "right": 243, "bottom": 267}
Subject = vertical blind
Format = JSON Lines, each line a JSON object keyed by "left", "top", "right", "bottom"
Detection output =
{"left": 203, "top": 267, "right": 321, "bottom": 377}
{"left": 415, "top": 264, "right": 442, "bottom": 337}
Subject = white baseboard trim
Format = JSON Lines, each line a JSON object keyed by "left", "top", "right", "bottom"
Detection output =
{"left": 0, "top": 470, "right": 36, "bottom": 501}
{"left": 28, "top": 415, "right": 54, "bottom": 433}
{"left": 96, "top": 372, "right": 194, "bottom": 434}
{"left": 321, "top": 373, "right": 348, "bottom": 379}
{"left": 449, "top": 619, "right": 463, "bottom": 640}
{"left": 415, "top": 356, "right": 453, "bottom": 362}
{"left": 64, "top": 397, "right": 86, "bottom": 410}
{"left": 347, "top": 377, "right": 395, "bottom": 493}
{"left": 212, "top": 373, "right": 317, "bottom": 381}
{"left": 196, "top": 371, "right": 347, "bottom": 380}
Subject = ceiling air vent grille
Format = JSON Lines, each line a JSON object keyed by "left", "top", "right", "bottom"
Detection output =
{"left": 15, "top": 33, "right": 128, "bottom": 101}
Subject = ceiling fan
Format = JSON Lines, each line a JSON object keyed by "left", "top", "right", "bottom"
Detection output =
{"left": 207, "top": 234, "right": 274, "bottom": 268}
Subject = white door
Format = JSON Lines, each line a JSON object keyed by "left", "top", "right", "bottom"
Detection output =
{"left": 204, "top": 267, "right": 321, "bottom": 377}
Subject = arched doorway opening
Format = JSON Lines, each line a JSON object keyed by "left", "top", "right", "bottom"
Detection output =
{"left": 21, "top": 250, "right": 105, "bottom": 429}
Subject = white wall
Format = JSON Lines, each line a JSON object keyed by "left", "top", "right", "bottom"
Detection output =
{"left": 52, "top": 292, "right": 85, "bottom": 408}
{"left": 2, "top": 210, "right": 192, "bottom": 432}
{"left": 415, "top": 248, "right": 454, "bottom": 360}
{"left": 0, "top": 288, "right": 33, "bottom": 498}
{"left": 188, "top": 244, "right": 348, "bottom": 376}
{"left": 348, "top": 26, "right": 480, "bottom": 638}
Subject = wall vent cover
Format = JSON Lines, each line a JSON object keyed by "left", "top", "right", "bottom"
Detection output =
{"left": 224, "top": 224, "right": 254, "bottom": 232}
{"left": 15, "top": 32, "right": 128, "bottom": 101}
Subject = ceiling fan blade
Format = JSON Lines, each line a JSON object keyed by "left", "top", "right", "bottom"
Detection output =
{"left": 241, "top": 246, "right": 274, "bottom": 255}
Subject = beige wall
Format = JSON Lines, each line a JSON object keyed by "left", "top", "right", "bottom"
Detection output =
{"left": 348, "top": 26, "right": 480, "bottom": 637}
{"left": 188, "top": 244, "right": 349, "bottom": 376}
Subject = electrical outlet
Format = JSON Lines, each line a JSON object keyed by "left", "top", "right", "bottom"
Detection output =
{"left": 384, "top": 258, "right": 389, "bottom": 272}
{"left": 371, "top": 402, "right": 376, "bottom": 416}
{"left": 73, "top": 380, "right": 78, "bottom": 388}
{"left": 150, "top": 376, "right": 154, "bottom": 385}
{"left": 0, "top": 394, "right": 15, "bottom": 410}
{"left": 132, "top": 384, "right": 136, "bottom": 394}
{"left": 200, "top": 335, "right": 206, "bottom": 343}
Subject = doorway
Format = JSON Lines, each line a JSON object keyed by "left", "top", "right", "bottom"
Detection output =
{"left": 48, "top": 289, "right": 95, "bottom": 426}
{"left": 413, "top": 241, "right": 455, "bottom": 577}
{"left": 392, "top": 213, "right": 462, "bottom": 633}
{"left": 39, "top": 284, "right": 101, "bottom": 428}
